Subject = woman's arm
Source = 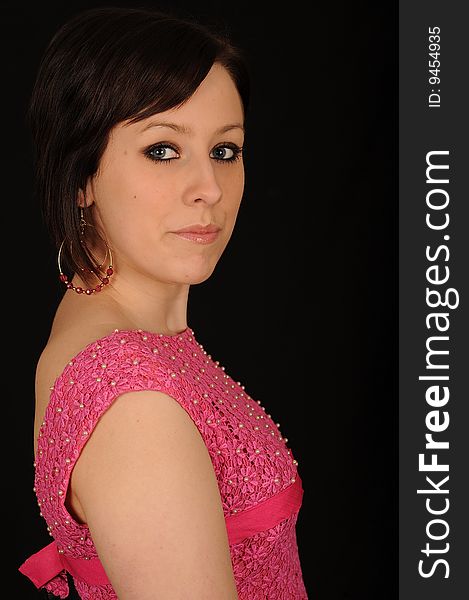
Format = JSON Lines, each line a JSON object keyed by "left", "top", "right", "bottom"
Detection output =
{"left": 71, "top": 389, "right": 239, "bottom": 599}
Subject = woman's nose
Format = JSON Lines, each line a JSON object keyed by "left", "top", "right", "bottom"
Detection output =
{"left": 182, "top": 157, "right": 223, "bottom": 206}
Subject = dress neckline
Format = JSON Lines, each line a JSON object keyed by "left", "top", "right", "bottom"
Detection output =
{"left": 54, "top": 325, "right": 194, "bottom": 374}
{"left": 118, "top": 326, "right": 192, "bottom": 339}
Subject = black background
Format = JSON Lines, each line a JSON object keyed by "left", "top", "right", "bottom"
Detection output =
{"left": 5, "top": 1, "right": 397, "bottom": 598}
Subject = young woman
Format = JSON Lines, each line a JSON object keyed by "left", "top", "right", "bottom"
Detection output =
{"left": 19, "top": 6, "right": 307, "bottom": 599}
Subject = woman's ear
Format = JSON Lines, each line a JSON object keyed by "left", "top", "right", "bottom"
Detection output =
{"left": 77, "top": 188, "right": 86, "bottom": 208}
{"left": 77, "top": 183, "right": 94, "bottom": 209}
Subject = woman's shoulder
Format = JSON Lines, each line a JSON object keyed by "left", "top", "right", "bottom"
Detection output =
{"left": 37, "top": 324, "right": 119, "bottom": 387}
{"left": 37, "top": 319, "right": 185, "bottom": 399}
{"left": 34, "top": 323, "right": 121, "bottom": 458}
{"left": 34, "top": 301, "right": 130, "bottom": 454}
{"left": 38, "top": 294, "right": 129, "bottom": 384}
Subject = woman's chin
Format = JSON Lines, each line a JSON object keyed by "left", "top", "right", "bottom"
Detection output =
{"left": 183, "top": 269, "right": 216, "bottom": 285}
{"left": 177, "top": 260, "right": 218, "bottom": 285}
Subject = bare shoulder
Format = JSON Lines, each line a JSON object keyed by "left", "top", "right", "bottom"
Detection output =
{"left": 33, "top": 297, "right": 124, "bottom": 456}
{"left": 37, "top": 291, "right": 127, "bottom": 388}
{"left": 36, "top": 317, "right": 119, "bottom": 393}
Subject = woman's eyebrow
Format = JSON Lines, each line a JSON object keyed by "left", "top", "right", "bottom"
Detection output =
{"left": 138, "top": 121, "right": 244, "bottom": 135}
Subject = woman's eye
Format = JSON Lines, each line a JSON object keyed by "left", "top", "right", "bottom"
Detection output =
{"left": 211, "top": 145, "right": 241, "bottom": 162}
{"left": 146, "top": 144, "right": 179, "bottom": 162}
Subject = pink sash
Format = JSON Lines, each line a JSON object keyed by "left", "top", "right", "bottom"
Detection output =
{"left": 19, "top": 475, "right": 303, "bottom": 589}
{"left": 225, "top": 475, "right": 304, "bottom": 545}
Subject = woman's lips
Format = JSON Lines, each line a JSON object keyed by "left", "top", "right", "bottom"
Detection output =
{"left": 172, "top": 231, "right": 220, "bottom": 244}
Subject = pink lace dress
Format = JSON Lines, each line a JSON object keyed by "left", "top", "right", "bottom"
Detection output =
{"left": 20, "top": 327, "right": 308, "bottom": 599}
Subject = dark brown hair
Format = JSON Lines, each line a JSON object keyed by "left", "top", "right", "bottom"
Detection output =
{"left": 27, "top": 5, "right": 250, "bottom": 287}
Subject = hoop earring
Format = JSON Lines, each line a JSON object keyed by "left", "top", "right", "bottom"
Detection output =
{"left": 58, "top": 208, "right": 114, "bottom": 295}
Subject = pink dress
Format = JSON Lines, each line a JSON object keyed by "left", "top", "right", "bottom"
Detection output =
{"left": 19, "top": 327, "right": 308, "bottom": 599}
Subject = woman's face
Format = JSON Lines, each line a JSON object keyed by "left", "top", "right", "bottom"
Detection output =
{"left": 84, "top": 63, "right": 245, "bottom": 287}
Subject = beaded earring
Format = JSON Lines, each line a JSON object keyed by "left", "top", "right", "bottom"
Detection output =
{"left": 58, "top": 208, "right": 114, "bottom": 295}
